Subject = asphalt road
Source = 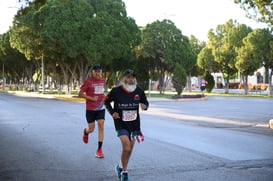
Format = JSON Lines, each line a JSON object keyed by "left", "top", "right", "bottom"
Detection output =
{"left": 0, "top": 92, "right": 273, "bottom": 181}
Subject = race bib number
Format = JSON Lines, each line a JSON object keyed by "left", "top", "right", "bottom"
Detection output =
{"left": 94, "top": 85, "right": 104, "bottom": 94}
{"left": 122, "top": 110, "right": 137, "bottom": 122}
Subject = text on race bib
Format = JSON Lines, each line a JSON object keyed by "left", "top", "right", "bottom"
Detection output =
{"left": 94, "top": 85, "right": 104, "bottom": 94}
{"left": 122, "top": 110, "right": 137, "bottom": 122}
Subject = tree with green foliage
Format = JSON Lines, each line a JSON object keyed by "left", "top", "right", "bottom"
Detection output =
{"left": 172, "top": 63, "right": 187, "bottom": 95}
{"left": 0, "top": 32, "right": 34, "bottom": 89}
{"left": 208, "top": 19, "right": 251, "bottom": 93}
{"left": 236, "top": 28, "right": 273, "bottom": 95}
{"left": 186, "top": 36, "right": 205, "bottom": 92}
{"left": 236, "top": 47, "right": 260, "bottom": 95}
{"left": 234, "top": 0, "right": 273, "bottom": 28}
{"left": 10, "top": 6, "right": 44, "bottom": 61}
{"left": 197, "top": 46, "right": 220, "bottom": 73}
{"left": 138, "top": 19, "right": 192, "bottom": 94}
{"left": 234, "top": 0, "right": 273, "bottom": 95}
{"left": 134, "top": 57, "right": 150, "bottom": 90}
{"left": 9, "top": 0, "right": 140, "bottom": 92}
{"left": 10, "top": 0, "right": 52, "bottom": 92}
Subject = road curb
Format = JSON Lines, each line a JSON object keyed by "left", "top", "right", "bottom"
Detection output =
{"left": 7, "top": 90, "right": 55, "bottom": 99}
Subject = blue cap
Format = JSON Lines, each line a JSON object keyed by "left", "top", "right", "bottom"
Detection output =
{"left": 92, "top": 64, "right": 102, "bottom": 71}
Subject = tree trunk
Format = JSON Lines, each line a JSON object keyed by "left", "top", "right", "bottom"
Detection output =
{"left": 77, "top": 59, "right": 90, "bottom": 86}
{"left": 158, "top": 71, "right": 164, "bottom": 94}
{"left": 264, "top": 67, "right": 269, "bottom": 84}
{"left": 268, "top": 69, "right": 273, "bottom": 96}
{"left": 187, "top": 74, "right": 192, "bottom": 92}
{"left": 243, "top": 74, "right": 249, "bottom": 95}
{"left": 224, "top": 73, "right": 230, "bottom": 94}
{"left": 59, "top": 64, "right": 70, "bottom": 94}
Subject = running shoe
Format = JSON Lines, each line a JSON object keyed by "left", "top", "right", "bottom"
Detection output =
{"left": 121, "top": 171, "right": 129, "bottom": 181}
{"left": 82, "top": 128, "right": 88, "bottom": 144}
{"left": 95, "top": 148, "right": 104, "bottom": 158}
{"left": 115, "top": 165, "right": 122, "bottom": 180}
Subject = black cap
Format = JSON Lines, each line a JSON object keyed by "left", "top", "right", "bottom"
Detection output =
{"left": 122, "top": 69, "right": 136, "bottom": 77}
{"left": 92, "top": 64, "right": 102, "bottom": 71}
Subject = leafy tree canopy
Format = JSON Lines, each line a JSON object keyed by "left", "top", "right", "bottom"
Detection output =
{"left": 234, "top": 0, "right": 273, "bottom": 28}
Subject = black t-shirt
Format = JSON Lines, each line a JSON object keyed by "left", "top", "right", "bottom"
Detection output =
{"left": 104, "top": 85, "right": 149, "bottom": 132}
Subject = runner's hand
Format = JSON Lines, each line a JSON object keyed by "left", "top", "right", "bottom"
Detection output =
{"left": 92, "top": 96, "right": 98, "bottom": 101}
{"left": 140, "top": 103, "right": 148, "bottom": 110}
{"left": 112, "top": 112, "right": 120, "bottom": 119}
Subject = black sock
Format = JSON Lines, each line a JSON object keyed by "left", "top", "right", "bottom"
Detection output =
{"left": 98, "top": 141, "right": 103, "bottom": 149}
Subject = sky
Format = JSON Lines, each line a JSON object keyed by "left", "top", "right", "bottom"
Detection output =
{"left": 0, "top": 0, "right": 19, "bottom": 34}
{"left": 0, "top": 0, "right": 267, "bottom": 41}
{"left": 122, "top": 0, "right": 267, "bottom": 41}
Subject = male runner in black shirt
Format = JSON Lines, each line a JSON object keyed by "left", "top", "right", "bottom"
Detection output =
{"left": 104, "top": 69, "right": 149, "bottom": 181}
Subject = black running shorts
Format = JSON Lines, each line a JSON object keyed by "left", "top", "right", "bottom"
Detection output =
{"left": 86, "top": 109, "right": 105, "bottom": 123}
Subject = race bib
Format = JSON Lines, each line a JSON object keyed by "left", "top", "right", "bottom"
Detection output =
{"left": 94, "top": 85, "right": 104, "bottom": 94}
{"left": 122, "top": 110, "right": 137, "bottom": 122}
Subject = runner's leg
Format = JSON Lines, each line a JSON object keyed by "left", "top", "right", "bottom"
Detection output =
{"left": 86, "top": 122, "right": 95, "bottom": 134}
{"left": 119, "top": 135, "right": 135, "bottom": 171}
{"left": 97, "top": 119, "right": 104, "bottom": 143}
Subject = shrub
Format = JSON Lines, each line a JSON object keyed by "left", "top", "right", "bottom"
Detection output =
{"left": 172, "top": 64, "right": 187, "bottom": 95}
{"left": 204, "top": 72, "right": 215, "bottom": 93}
